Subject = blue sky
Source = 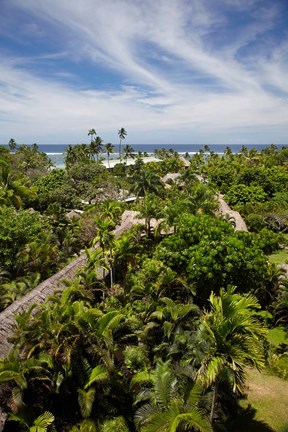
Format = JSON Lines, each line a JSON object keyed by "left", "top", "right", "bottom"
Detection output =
{"left": 1, "top": 0, "right": 288, "bottom": 145}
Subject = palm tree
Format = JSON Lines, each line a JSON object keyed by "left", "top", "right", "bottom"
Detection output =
{"left": 105, "top": 143, "right": 115, "bottom": 168}
{"left": 94, "top": 310, "right": 124, "bottom": 374}
{"left": 91, "top": 136, "right": 103, "bottom": 161}
{"left": 113, "top": 229, "right": 141, "bottom": 285}
{"left": 138, "top": 194, "right": 161, "bottom": 238}
{"left": 16, "top": 235, "right": 59, "bottom": 278}
{"left": 8, "top": 411, "right": 54, "bottom": 432}
{"left": 0, "top": 350, "right": 52, "bottom": 415}
{"left": 122, "top": 144, "right": 135, "bottom": 165}
{"left": 65, "top": 144, "right": 90, "bottom": 167}
{"left": 133, "top": 359, "right": 212, "bottom": 432}
{"left": 223, "top": 146, "right": 232, "bottom": 159}
{"left": 196, "top": 287, "right": 266, "bottom": 423}
{"left": 203, "top": 145, "right": 210, "bottom": 154}
{"left": 88, "top": 129, "right": 97, "bottom": 143}
{"left": 8, "top": 138, "right": 17, "bottom": 152}
{"left": 0, "top": 163, "right": 33, "bottom": 208}
{"left": 64, "top": 145, "right": 77, "bottom": 167}
{"left": 183, "top": 183, "right": 218, "bottom": 216}
{"left": 118, "top": 128, "right": 127, "bottom": 162}
{"left": 0, "top": 273, "right": 41, "bottom": 310}
{"left": 100, "top": 200, "right": 122, "bottom": 225}
{"left": 131, "top": 169, "right": 164, "bottom": 198}
{"left": 93, "top": 217, "right": 115, "bottom": 287}
{"left": 147, "top": 297, "right": 199, "bottom": 347}
{"left": 240, "top": 145, "right": 248, "bottom": 157}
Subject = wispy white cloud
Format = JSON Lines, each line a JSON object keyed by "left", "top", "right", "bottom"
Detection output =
{"left": 0, "top": 0, "right": 288, "bottom": 143}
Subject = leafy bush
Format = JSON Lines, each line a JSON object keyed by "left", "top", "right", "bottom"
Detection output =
{"left": 225, "top": 184, "right": 267, "bottom": 206}
{"left": 245, "top": 213, "right": 265, "bottom": 232}
{"left": 124, "top": 346, "right": 147, "bottom": 370}
{"left": 0, "top": 206, "right": 44, "bottom": 270}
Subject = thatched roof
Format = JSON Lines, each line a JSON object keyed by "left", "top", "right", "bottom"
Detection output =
{"left": 161, "top": 173, "right": 181, "bottom": 183}
{"left": 180, "top": 157, "right": 190, "bottom": 167}
{"left": 65, "top": 209, "right": 83, "bottom": 219}
{"left": 217, "top": 194, "right": 248, "bottom": 231}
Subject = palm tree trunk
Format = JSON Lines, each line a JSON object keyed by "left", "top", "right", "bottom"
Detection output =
{"left": 210, "top": 380, "right": 219, "bottom": 423}
{"left": 109, "top": 267, "right": 113, "bottom": 288}
{"left": 109, "top": 249, "right": 113, "bottom": 287}
{"left": 146, "top": 217, "right": 151, "bottom": 238}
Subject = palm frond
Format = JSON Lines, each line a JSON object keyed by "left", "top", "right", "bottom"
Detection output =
{"left": 201, "top": 356, "right": 226, "bottom": 387}
{"left": 30, "top": 411, "right": 55, "bottom": 432}
{"left": 185, "top": 383, "right": 203, "bottom": 409}
{"left": 97, "top": 311, "right": 124, "bottom": 337}
{"left": 143, "top": 404, "right": 180, "bottom": 432}
{"left": 153, "top": 360, "right": 176, "bottom": 408}
{"left": 130, "top": 369, "right": 152, "bottom": 389}
{"left": 172, "top": 410, "right": 213, "bottom": 432}
{"left": 134, "top": 403, "right": 156, "bottom": 428}
{"left": 85, "top": 364, "right": 108, "bottom": 389}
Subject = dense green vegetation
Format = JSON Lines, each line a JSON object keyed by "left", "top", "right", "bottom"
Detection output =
{"left": 0, "top": 141, "right": 287, "bottom": 431}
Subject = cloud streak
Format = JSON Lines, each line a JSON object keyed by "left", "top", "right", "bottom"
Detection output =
{"left": 0, "top": 0, "right": 287, "bottom": 144}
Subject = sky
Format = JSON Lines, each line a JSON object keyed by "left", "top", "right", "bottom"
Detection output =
{"left": 0, "top": 0, "right": 288, "bottom": 145}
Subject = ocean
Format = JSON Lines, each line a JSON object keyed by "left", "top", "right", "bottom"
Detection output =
{"left": 2, "top": 143, "right": 286, "bottom": 169}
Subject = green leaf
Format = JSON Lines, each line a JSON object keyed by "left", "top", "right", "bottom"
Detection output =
{"left": 85, "top": 364, "right": 108, "bottom": 389}
{"left": 78, "top": 388, "right": 96, "bottom": 418}
{"left": 30, "top": 411, "right": 54, "bottom": 432}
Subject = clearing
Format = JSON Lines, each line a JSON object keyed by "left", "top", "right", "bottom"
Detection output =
{"left": 229, "top": 367, "right": 288, "bottom": 432}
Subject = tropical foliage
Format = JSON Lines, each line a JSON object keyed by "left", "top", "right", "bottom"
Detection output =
{"left": 0, "top": 142, "right": 287, "bottom": 431}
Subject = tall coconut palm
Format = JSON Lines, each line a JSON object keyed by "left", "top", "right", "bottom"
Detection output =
{"left": 118, "top": 128, "right": 127, "bottom": 162}
{"left": 91, "top": 136, "right": 103, "bottom": 161}
{"left": 122, "top": 144, "right": 135, "bottom": 165}
{"left": 88, "top": 129, "right": 97, "bottom": 143}
{"left": 8, "top": 138, "right": 17, "bottom": 152}
{"left": 240, "top": 145, "right": 248, "bottom": 157}
{"left": 65, "top": 144, "right": 90, "bottom": 167}
{"left": 105, "top": 143, "right": 115, "bottom": 168}
{"left": 203, "top": 145, "right": 210, "bottom": 154}
{"left": 223, "top": 146, "right": 232, "bottom": 159}
{"left": 196, "top": 287, "right": 266, "bottom": 423}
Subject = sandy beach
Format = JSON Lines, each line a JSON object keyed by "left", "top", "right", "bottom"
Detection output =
{"left": 101, "top": 155, "right": 160, "bottom": 168}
